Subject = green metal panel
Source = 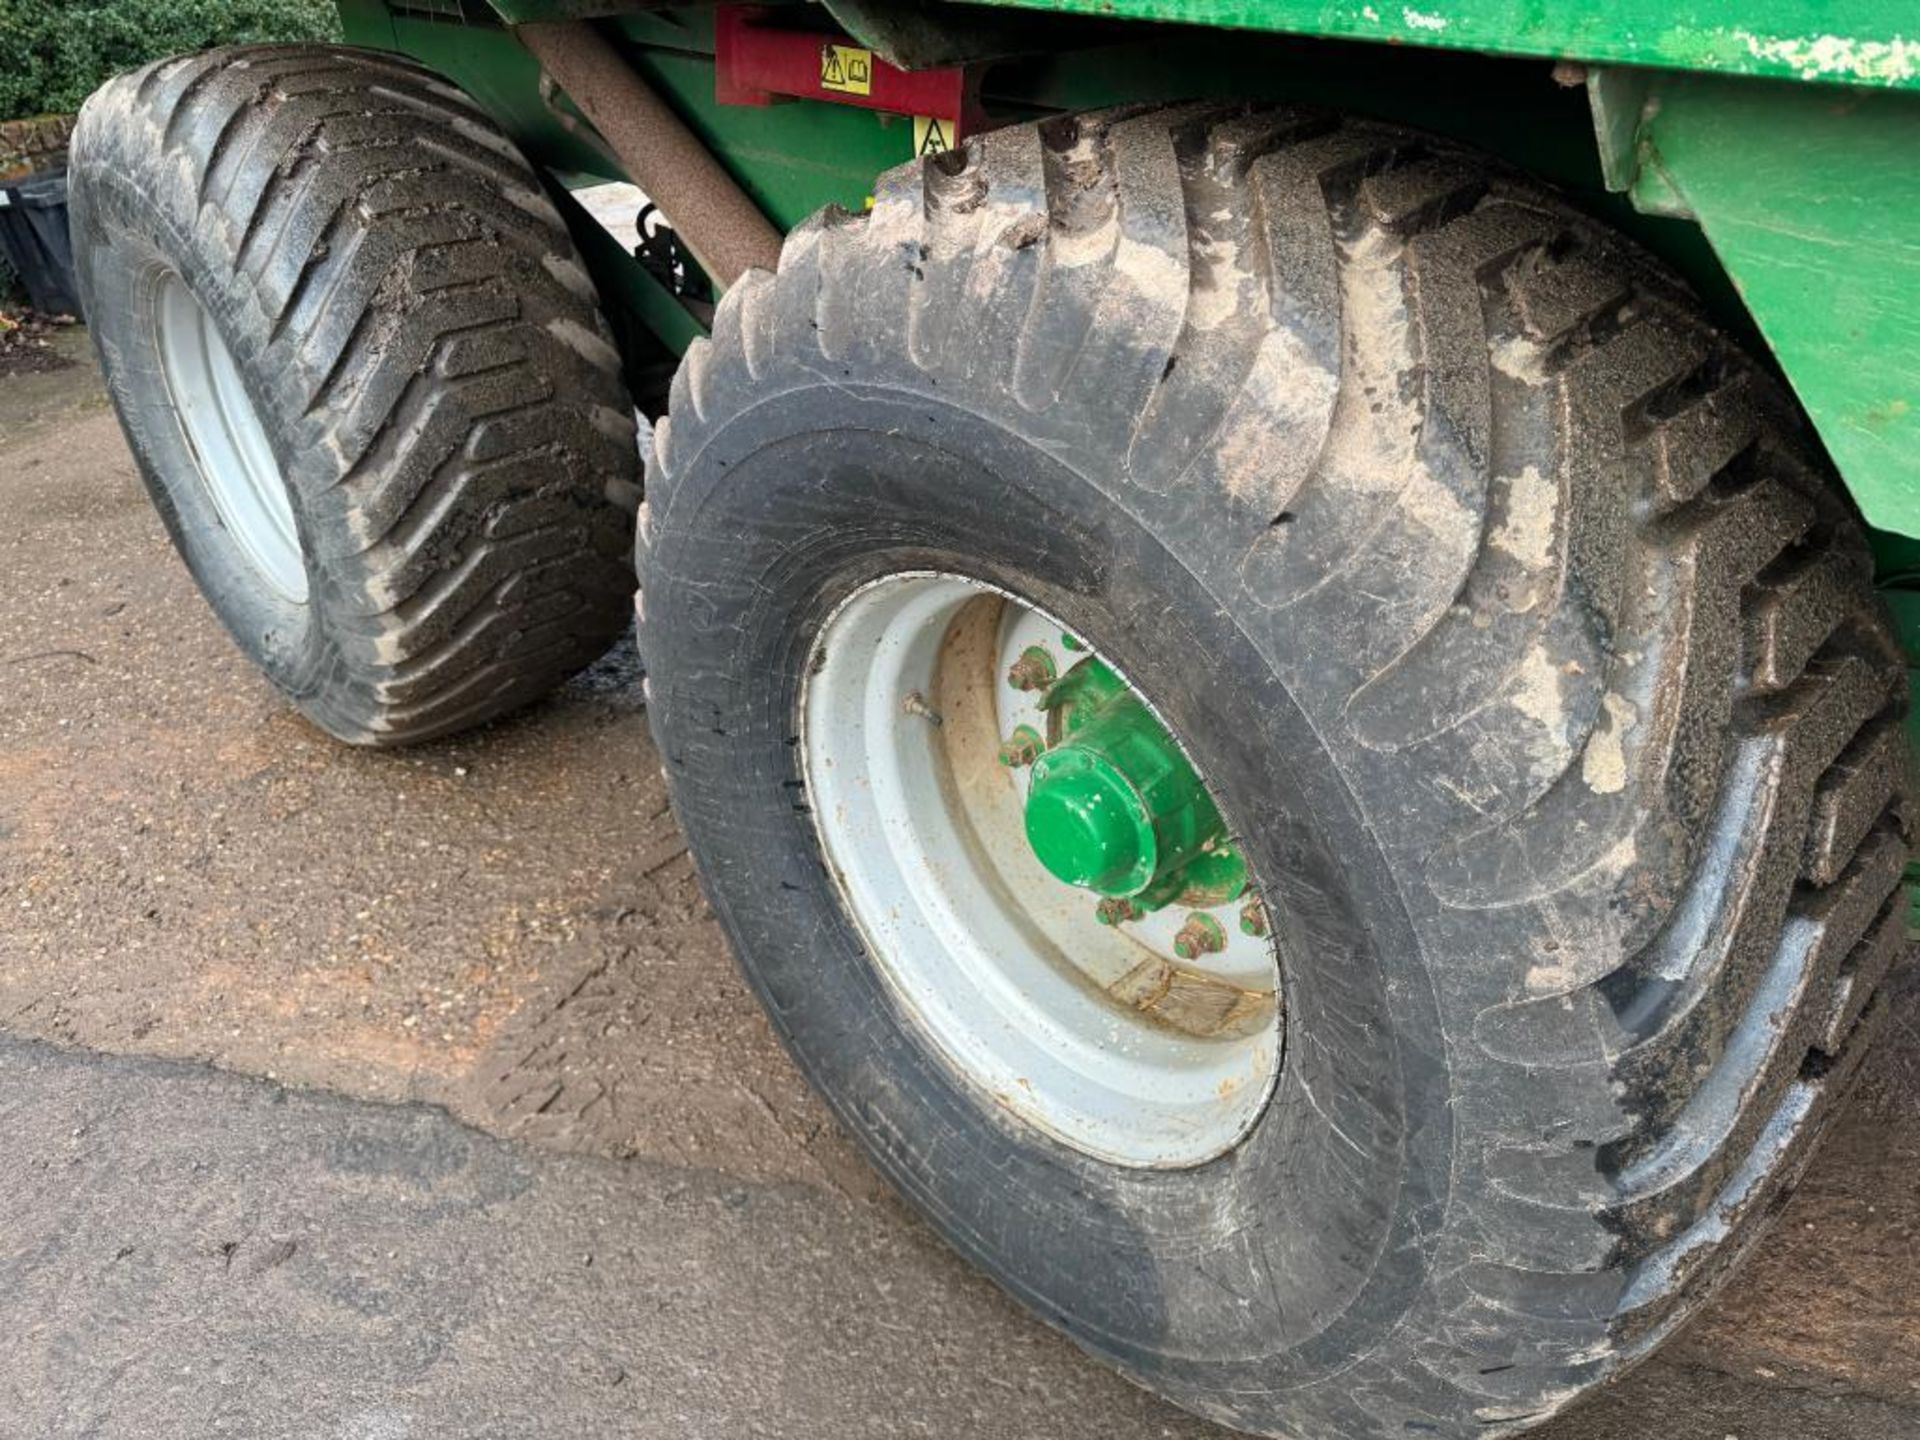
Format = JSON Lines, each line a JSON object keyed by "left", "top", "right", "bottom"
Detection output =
{"left": 1606, "top": 72, "right": 1920, "bottom": 538}
{"left": 812, "top": 0, "right": 1920, "bottom": 92}
{"left": 463, "top": 0, "right": 1920, "bottom": 92}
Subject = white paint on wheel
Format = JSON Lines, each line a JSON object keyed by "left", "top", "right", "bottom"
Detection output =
{"left": 800, "top": 572, "right": 1281, "bottom": 1169}
{"left": 153, "top": 273, "right": 306, "bottom": 605}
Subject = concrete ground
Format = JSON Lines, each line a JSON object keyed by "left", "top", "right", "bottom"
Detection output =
{"left": 2, "top": 348, "right": 1917, "bottom": 1439}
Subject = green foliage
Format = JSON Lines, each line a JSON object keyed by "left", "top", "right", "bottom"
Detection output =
{"left": 0, "top": 0, "right": 342, "bottom": 120}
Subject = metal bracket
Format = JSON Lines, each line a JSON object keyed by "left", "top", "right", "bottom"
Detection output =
{"left": 715, "top": 6, "right": 987, "bottom": 142}
{"left": 1583, "top": 67, "right": 1653, "bottom": 193}
{"left": 1583, "top": 65, "right": 1694, "bottom": 218}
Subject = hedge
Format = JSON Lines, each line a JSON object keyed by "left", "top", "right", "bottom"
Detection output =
{"left": 0, "top": 0, "right": 341, "bottom": 121}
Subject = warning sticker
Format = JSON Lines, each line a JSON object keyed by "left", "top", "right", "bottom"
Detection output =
{"left": 819, "top": 44, "right": 873, "bottom": 96}
{"left": 912, "top": 115, "right": 955, "bottom": 156}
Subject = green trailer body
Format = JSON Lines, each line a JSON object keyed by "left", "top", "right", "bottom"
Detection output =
{"left": 335, "top": 0, "right": 1920, "bottom": 767}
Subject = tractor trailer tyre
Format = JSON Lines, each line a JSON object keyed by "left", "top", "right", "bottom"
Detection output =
{"left": 640, "top": 108, "right": 1911, "bottom": 1437}
{"left": 69, "top": 46, "right": 640, "bottom": 745}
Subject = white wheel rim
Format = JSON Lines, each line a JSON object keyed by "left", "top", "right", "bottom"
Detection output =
{"left": 801, "top": 573, "right": 1282, "bottom": 1169}
{"left": 153, "top": 273, "right": 307, "bottom": 604}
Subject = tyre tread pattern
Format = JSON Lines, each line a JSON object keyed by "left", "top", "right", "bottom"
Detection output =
{"left": 73, "top": 45, "right": 637, "bottom": 744}
{"left": 644, "top": 104, "right": 1911, "bottom": 1437}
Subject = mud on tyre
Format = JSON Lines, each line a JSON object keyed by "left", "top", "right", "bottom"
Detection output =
{"left": 640, "top": 105, "right": 1911, "bottom": 1437}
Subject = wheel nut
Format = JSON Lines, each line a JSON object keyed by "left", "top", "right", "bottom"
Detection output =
{"left": 1238, "top": 900, "right": 1268, "bottom": 938}
{"left": 1006, "top": 645, "right": 1057, "bottom": 692}
{"left": 997, "top": 724, "right": 1044, "bottom": 767}
{"left": 1172, "top": 913, "right": 1226, "bottom": 960}
{"left": 1095, "top": 897, "right": 1140, "bottom": 926}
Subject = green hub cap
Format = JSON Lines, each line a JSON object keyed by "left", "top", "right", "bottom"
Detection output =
{"left": 1024, "top": 739, "right": 1158, "bottom": 893}
{"left": 1023, "top": 663, "right": 1244, "bottom": 903}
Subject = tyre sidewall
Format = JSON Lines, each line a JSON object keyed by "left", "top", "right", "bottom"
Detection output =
{"left": 643, "top": 383, "right": 1452, "bottom": 1420}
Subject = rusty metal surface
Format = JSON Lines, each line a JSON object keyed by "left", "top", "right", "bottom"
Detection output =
{"left": 515, "top": 20, "right": 783, "bottom": 288}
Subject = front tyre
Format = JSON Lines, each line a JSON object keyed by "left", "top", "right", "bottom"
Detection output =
{"left": 639, "top": 106, "right": 1911, "bottom": 1437}
{"left": 70, "top": 46, "right": 640, "bottom": 745}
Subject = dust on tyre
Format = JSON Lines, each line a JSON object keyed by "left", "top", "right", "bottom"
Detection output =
{"left": 640, "top": 105, "right": 1912, "bottom": 1438}
{"left": 69, "top": 45, "right": 640, "bottom": 745}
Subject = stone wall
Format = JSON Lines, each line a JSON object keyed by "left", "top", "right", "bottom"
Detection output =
{"left": 0, "top": 114, "right": 75, "bottom": 182}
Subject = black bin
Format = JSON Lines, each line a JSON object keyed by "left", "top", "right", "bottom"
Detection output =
{"left": 0, "top": 170, "right": 82, "bottom": 317}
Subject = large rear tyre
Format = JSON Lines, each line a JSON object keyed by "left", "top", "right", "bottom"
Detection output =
{"left": 638, "top": 106, "right": 1912, "bottom": 1437}
{"left": 70, "top": 45, "right": 640, "bottom": 745}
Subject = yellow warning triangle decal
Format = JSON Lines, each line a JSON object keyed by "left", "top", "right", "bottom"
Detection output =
{"left": 913, "top": 115, "right": 955, "bottom": 156}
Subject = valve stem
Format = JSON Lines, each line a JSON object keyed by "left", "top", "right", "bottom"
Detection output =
{"left": 901, "top": 689, "right": 943, "bottom": 726}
